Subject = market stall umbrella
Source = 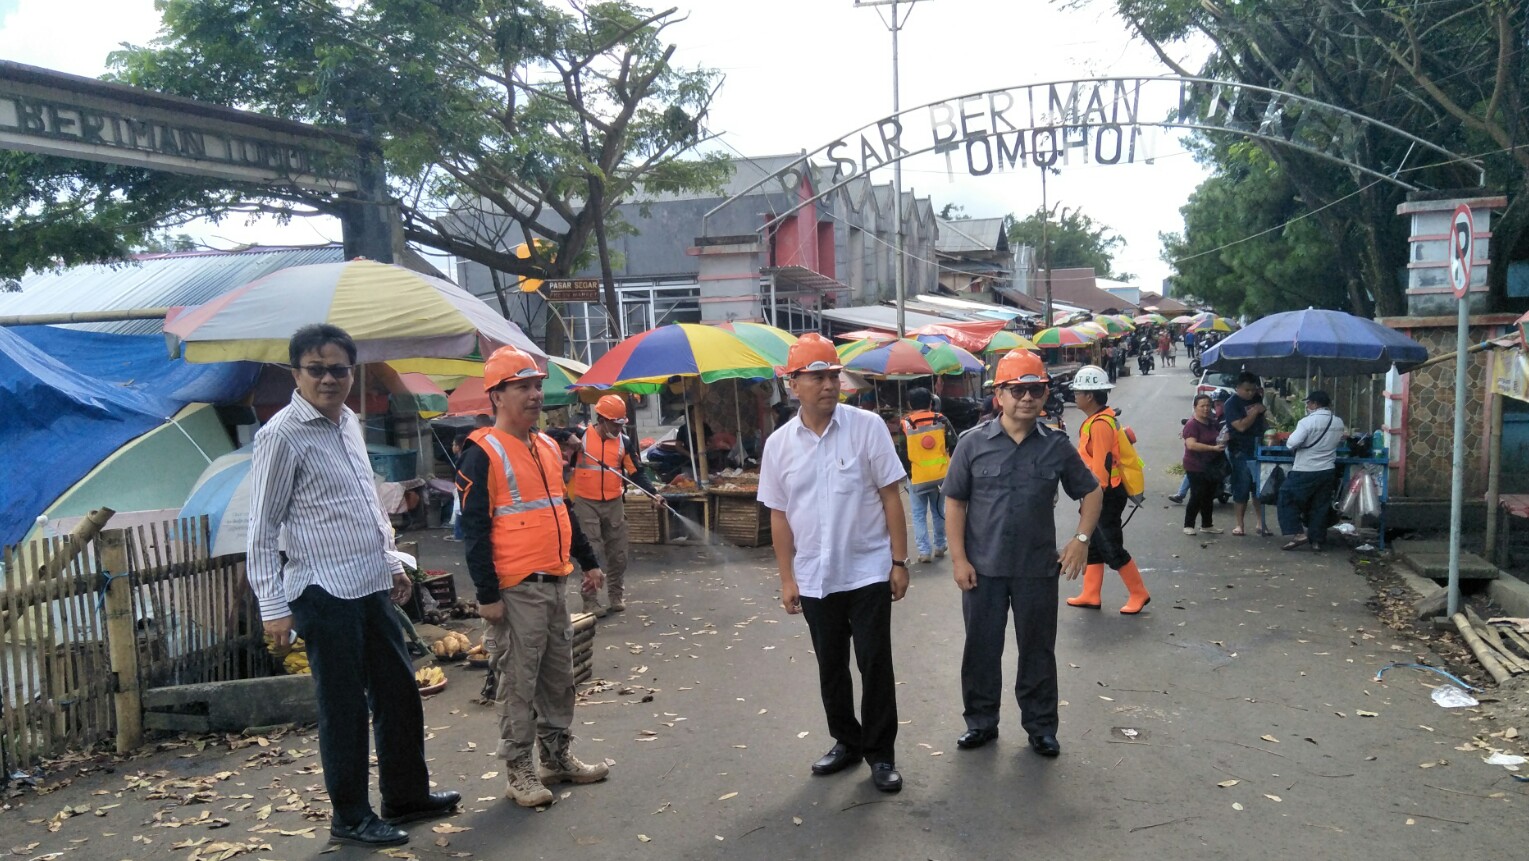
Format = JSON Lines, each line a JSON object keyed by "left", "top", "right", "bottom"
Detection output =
{"left": 1032, "top": 326, "right": 1095, "bottom": 348}
{"left": 1092, "top": 315, "right": 1131, "bottom": 335}
{"left": 576, "top": 323, "right": 774, "bottom": 392}
{"left": 1135, "top": 313, "right": 1170, "bottom": 326}
{"left": 714, "top": 321, "right": 798, "bottom": 367}
{"left": 445, "top": 356, "right": 588, "bottom": 412}
{"left": 840, "top": 337, "right": 975, "bottom": 378}
{"left": 1199, "top": 307, "right": 1429, "bottom": 377}
{"left": 1190, "top": 315, "right": 1237, "bottom": 333}
{"left": 982, "top": 330, "right": 1041, "bottom": 353}
{"left": 165, "top": 258, "right": 546, "bottom": 364}
{"left": 1112, "top": 313, "right": 1138, "bottom": 329}
{"left": 180, "top": 447, "right": 255, "bottom": 558}
{"left": 1073, "top": 321, "right": 1112, "bottom": 340}
{"left": 1170, "top": 314, "right": 1199, "bottom": 325}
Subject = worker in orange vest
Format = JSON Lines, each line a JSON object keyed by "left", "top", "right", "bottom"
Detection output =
{"left": 456, "top": 346, "right": 609, "bottom": 808}
{"left": 1066, "top": 365, "right": 1150, "bottom": 615}
{"left": 571, "top": 394, "right": 661, "bottom": 616}
{"left": 899, "top": 387, "right": 954, "bottom": 563}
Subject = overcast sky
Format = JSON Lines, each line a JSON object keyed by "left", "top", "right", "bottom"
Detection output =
{"left": 0, "top": 0, "right": 1210, "bottom": 288}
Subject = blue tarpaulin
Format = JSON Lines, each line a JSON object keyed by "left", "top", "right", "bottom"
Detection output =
{"left": 0, "top": 326, "right": 257, "bottom": 547}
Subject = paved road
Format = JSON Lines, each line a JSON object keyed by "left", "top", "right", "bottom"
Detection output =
{"left": 6, "top": 363, "right": 1525, "bottom": 860}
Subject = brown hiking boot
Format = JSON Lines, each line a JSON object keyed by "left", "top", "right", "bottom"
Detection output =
{"left": 537, "top": 737, "right": 609, "bottom": 785}
{"left": 503, "top": 753, "right": 553, "bottom": 807}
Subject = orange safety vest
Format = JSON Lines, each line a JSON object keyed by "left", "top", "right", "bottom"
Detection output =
{"left": 1078, "top": 409, "right": 1123, "bottom": 489}
{"left": 571, "top": 426, "right": 636, "bottom": 502}
{"left": 469, "top": 427, "right": 574, "bottom": 588}
{"left": 901, "top": 410, "right": 950, "bottom": 485}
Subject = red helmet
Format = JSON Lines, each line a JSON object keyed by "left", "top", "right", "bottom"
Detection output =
{"left": 783, "top": 333, "right": 843, "bottom": 375}
{"left": 595, "top": 394, "right": 628, "bottom": 424}
{"left": 483, "top": 346, "right": 546, "bottom": 390}
{"left": 993, "top": 349, "right": 1050, "bottom": 386}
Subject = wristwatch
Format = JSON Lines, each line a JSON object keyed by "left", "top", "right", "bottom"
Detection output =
{"left": 892, "top": 558, "right": 910, "bottom": 568}
{"left": 1073, "top": 532, "right": 1090, "bottom": 544}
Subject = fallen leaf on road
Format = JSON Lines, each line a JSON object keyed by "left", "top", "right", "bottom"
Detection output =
{"left": 433, "top": 824, "right": 471, "bottom": 834}
{"left": 1232, "top": 802, "right": 1244, "bottom": 811}
{"left": 637, "top": 835, "right": 652, "bottom": 843}
{"left": 796, "top": 731, "right": 809, "bottom": 739}
{"left": 480, "top": 772, "right": 498, "bottom": 780}
{"left": 1216, "top": 780, "right": 1240, "bottom": 788}
{"left": 1355, "top": 710, "right": 1378, "bottom": 718}
{"left": 1099, "top": 696, "right": 1114, "bottom": 702}
{"left": 1264, "top": 794, "right": 1282, "bottom": 803}
{"left": 1260, "top": 735, "right": 1279, "bottom": 743}
{"left": 718, "top": 792, "right": 738, "bottom": 801}
{"left": 792, "top": 816, "right": 802, "bottom": 826}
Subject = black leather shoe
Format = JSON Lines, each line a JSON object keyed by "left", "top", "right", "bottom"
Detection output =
{"left": 382, "top": 790, "right": 462, "bottom": 825}
{"left": 870, "top": 762, "right": 902, "bottom": 793}
{"left": 329, "top": 814, "right": 408, "bottom": 847}
{"left": 1029, "top": 735, "right": 1061, "bottom": 757}
{"left": 956, "top": 727, "right": 999, "bottom": 750}
{"left": 810, "top": 743, "right": 862, "bottom": 775}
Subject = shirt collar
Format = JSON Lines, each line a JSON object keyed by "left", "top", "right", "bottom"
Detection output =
{"left": 290, "top": 389, "right": 353, "bottom": 427}
{"left": 791, "top": 404, "right": 846, "bottom": 438}
{"left": 981, "top": 417, "right": 1051, "bottom": 443}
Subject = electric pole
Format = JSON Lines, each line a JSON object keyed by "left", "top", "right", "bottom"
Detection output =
{"left": 856, "top": 0, "right": 929, "bottom": 338}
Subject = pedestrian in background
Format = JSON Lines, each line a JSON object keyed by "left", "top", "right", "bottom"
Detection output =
{"left": 900, "top": 387, "right": 954, "bottom": 564}
{"left": 1278, "top": 391, "right": 1347, "bottom": 552}
{"left": 248, "top": 324, "right": 458, "bottom": 848}
{"left": 457, "top": 346, "right": 609, "bottom": 809}
{"left": 1066, "top": 366, "right": 1150, "bottom": 615}
{"left": 943, "top": 349, "right": 1101, "bottom": 758}
{"left": 1223, "top": 372, "right": 1271, "bottom": 536}
{"left": 1181, "top": 394, "right": 1225, "bottom": 535}
{"left": 758, "top": 333, "right": 910, "bottom": 794}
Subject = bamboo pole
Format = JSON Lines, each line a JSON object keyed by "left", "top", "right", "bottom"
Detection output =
{"left": 1466, "top": 608, "right": 1529, "bottom": 674}
{"left": 1453, "top": 612, "right": 1513, "bottom": 686}
{"left": 0, "top": 308, "right": 173, "bottom": 327}
{"left": 1484, "top": 392, "right": 1505, "bottom": 564}
{"left": 33, "top": 507, "right": 115, "bottom": 582}
{"left": 100, "top": 529, "right": 143, "bottom": 753}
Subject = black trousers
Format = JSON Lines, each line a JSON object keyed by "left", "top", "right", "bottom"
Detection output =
{"left": 960, "top": 575, "right": 1060, "bottom": 738}
{"left": 799, "top": 581, "right": 898, "bottom": 765}
{"left": 1087, "top": 484, "right": 1133, "bottom": 569}
{"left": 290, "top": 586, "right": 430, "bottom": 825}
{"left": 1185, "top": 471, "right": 1218, "bottom": 528}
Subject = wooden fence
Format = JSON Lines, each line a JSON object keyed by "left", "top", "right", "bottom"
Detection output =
{"left": 1, "top": 518, "right": 264, "bottom": 774}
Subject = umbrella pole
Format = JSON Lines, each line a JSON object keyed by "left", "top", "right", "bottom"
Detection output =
{"left": 360, "top": 363, "right": 368, "bottom": 443}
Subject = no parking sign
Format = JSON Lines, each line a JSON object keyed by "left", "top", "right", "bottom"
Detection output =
{"left": 1450, "top": 204, "right": 1474, "bottom": 299}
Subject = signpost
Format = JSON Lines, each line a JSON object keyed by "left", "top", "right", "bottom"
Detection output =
{"left": 1446, "top": 203, "right": 1474, "bottom": 617}
{"left": 541, "top": 279, "right": 602, "bottom": 303}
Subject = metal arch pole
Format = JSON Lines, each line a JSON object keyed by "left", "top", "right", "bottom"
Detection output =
{"left": 892, "top": 0, "right": 906, "bottom": 338}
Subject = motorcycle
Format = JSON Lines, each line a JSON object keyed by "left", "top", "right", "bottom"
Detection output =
{"left": 1136, "top": 350, "right": 1154, "bottom": 375}
{"left": 1189, "top": 357, "right": 1204, "bottom": 376}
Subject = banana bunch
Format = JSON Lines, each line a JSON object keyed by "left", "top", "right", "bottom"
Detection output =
{"left": 283, "top": 650, "right": 311, "bottom": 675}
{"left": 415, "top": 666, "right": 447, "bottom": 689}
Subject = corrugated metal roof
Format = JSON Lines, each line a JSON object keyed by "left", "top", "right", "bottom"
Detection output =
{"left": 935, "top": 217, "right": 1009, "bottom": 254}
{"left": 0, "top": 245, "right": 346, "bottom": 335}
{"left": 820, "top": 304, "right": 964, "bottom": 332}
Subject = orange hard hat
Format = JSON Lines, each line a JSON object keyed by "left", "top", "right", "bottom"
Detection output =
{"left": 595, "top": 394, "right": 628, "bottom": 423}
{"left": 483, "top": 346, "right": 546, "bottom": 390}
{"left": 993, "top": 349, "right": 1050, "bottom": 386}
{"left": 783, "top": 333, "right": 843, "bottom": 375}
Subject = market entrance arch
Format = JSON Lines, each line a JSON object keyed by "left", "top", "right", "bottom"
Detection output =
{"left": 703, "top": 75, "right": 1485, "bottom": 235}
{"left": 0, "top": 60, "right": 396, "bottom": 262}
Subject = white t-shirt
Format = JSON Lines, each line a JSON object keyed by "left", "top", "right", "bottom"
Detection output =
{"left": 757, "top": 404, "right": 906, "bottom": 598}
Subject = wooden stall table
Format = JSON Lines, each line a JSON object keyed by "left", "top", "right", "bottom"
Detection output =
{"left": 709, "top": 488, "right": 770, "bottom": 547}
{"left": 624, "top": 491, "right": 669, "bottom": 545}
{"left": 658, "top": 491, "right": 711, "bottom": 543}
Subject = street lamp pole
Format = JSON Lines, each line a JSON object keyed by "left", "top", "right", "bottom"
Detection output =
{"left": 857, "top": 0, "right": 928, "bottom": 338}
{"left": 1040, "top": 167, "right": 1053, "bottom": 325}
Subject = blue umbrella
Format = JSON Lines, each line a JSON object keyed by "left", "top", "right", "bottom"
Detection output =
{"left": 180, "top": 447, "right": 253, "bottom": 558}
{"left": 1200, "top": 308, "right": 1428, "bottom": 377}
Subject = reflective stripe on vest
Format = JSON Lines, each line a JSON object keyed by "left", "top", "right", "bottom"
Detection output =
{"left": 479, "top": 433, "right": 568, "bottom": 516}
{"left": 571, "top": 426, "right": 630, "bottom": 501}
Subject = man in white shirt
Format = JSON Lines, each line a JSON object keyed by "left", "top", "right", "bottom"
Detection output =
{"left": 1277, "top": 390, "right": 1348, "bottom": 552}
{"left": 248, "top": 325, "right": 458, "bottom": 847}
{"left": 758, "top": 333, "right": 911, "bottom": 794}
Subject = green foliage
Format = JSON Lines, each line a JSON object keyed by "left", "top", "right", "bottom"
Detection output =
{"left": 2, "top": 0, "right": 730, "bottom": 282}
{"left": 1006, "top": 208, "right": 1131, "bottom": 280}
{"left": 1108, "top": 0, "right": 1529, "bottom": 316}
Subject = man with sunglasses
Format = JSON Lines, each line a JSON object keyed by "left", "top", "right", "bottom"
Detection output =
{"left": 943, "top": 349, "right": 1102, "bottom": 758}
{"left": 758, "top": 333, "right": 910, "bottom": 794}
{"left": 248, "top": 324, "right": 459, "bottom": 848}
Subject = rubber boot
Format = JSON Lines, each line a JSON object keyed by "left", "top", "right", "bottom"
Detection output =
{"left": 1117, "top": 560, "right": 1151, "bottom": 615}
{"left": 1066, "top": 564, "right": 1104, "bottom": 609}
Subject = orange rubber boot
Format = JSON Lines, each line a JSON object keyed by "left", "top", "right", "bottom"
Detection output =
{"left": 1117, "top": 560, "right": 1151, "bottom": 615}
{"left": 1066, "top": 564, "right": 1104, "bottom": 609}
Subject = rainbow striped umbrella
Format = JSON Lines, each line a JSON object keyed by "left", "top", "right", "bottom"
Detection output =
{"left": 1135, "top": 313, "right": 1169, "bottom": 326}
{"left": 839, "top": 338, "right": 977, "bottom": 378}
{"left": 577, "top": 323, "right": 773, "bottom": 393}
{"left": 714, "top": 321, "right": 798, "bottom": 367}
{"left": 1075, "top": 321, "right": 1112, "bottom": 340}
{"left": 1092, "top": 315, "right": 1130, "bottom": 336}
{"left": 982, "top": 331, "right": 1040, "bottom": 354}
{"left": 1032, "top": 326, "right": 1095, "bottom": 347}
{"left": 1171, "top": 314, "right": 1199, "bottom": 325}
{"left": 165, "top": 258, "right": 545, "bottom": 364}
{"left": 1111, "top": 314, "right": 1138, "bottom": 330}
{"left": 1190, "top": 315, "right": 1237, "bottom": 333}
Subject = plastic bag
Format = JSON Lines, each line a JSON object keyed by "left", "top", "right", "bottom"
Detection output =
{"left": 1258, "top": 465, "right": 1285, "bottom": 505}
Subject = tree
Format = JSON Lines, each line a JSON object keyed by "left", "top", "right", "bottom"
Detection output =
{"left": 1006, "top": 208, "right": 1132, "bottom": 281}
{"left": 1107, "top": 0, "right": 1527, "bottom": 316}
{"left": 3, "top": 0, "right": 731, "bottom": 331}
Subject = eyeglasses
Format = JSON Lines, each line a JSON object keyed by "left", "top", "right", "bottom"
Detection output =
{"left": 298, "top": 364, "right": 354, "bottom": 380}
{"left": 1000, "top": 383, "right": 1049, "bottom": 400}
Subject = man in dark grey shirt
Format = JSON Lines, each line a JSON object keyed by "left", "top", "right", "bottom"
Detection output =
{"left": 943, "top": 349, "right": 1102, "bottom": 758}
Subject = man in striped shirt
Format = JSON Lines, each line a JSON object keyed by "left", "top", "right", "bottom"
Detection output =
{"left": 248, "top": 324, "right": 459, "bottom": 848}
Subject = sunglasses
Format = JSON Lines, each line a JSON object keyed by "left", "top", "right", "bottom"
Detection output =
{"left": 1000, "top": 383, "right": 1049, "bottom": 400}
{"left": 298, "top": 364, "right": 354, "bottom": 380}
